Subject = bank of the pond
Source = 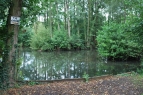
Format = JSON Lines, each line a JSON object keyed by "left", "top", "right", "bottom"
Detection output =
{"left": 16, "top": 75, "right": 112, "bottom": 84}
{"left": 2, "top": 73, "right": 143, "bottom": 95}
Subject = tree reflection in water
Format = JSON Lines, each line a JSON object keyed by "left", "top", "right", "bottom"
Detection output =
{"left": 18, "top": 48, "right": 140, "bottom": 80}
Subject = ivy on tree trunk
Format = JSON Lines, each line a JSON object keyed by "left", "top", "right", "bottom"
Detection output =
{"left": 6, "top": 0, "right": 22, "bottom": 87}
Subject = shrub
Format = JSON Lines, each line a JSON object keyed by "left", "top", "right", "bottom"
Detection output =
{"left": 52, "top": 29, "right": 69, "bottom": 50}
{"left": 30, "top": 23, "right": 51, "bottom": 50}
{"left": 97, "top": 22, "right": 142, "bottom": 60}
{"left": 18, "top": 28, "right": 32, "bottom": 47}
{"left": 41, "top": 40, "right": 54, "bottom": 51}
{"left": 30, "top": 23, "right": 86, "bottom": 51}
{"left": 69, "top": 35, "right": 84, "bottom": 50}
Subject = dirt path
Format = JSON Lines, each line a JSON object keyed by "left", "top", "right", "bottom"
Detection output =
{"left": 2, "top": 75, "right": 143, "bottom": 95}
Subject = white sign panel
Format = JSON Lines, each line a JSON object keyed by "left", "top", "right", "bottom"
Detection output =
{"left": 11, "top": 16, "right": 20, "bottom": 25}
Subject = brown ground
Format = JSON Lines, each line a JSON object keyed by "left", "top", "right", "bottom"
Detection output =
{"left": 1, "top": 75, "right": 143, "bottom": 95}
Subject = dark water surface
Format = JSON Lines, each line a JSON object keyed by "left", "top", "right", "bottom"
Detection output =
{"left": 18, "top": 48, "right": 140, "bottom": 80}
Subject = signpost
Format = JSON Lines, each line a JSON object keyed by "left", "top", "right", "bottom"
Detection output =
{"left": 11, "top": 16, "right": 20, "bottom": 25}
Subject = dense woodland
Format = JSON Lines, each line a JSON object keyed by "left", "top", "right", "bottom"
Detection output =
{"left": 0, "top": 0, "right": 143, "bottom": 89}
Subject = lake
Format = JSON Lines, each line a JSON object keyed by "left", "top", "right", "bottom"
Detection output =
{"left": 18, "top": 48, "right": 140, "bottom": 80}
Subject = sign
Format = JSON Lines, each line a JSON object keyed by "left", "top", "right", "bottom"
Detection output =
{"left": 11, "top": 16, "right": 20, "bottom": 25}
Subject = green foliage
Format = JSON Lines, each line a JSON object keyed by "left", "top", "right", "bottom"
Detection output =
{"left": 30, "top": 23, "right": 86, "bottom": 51}
{"left": 28, "top": 81, "right": 38, "bottom": 86}
{"left": 0, "top": 66, "right": 9, "bottom": 89}
{"left": 21, "top": 0, "right": 42, "bottom": 27}
{"left": 136, "top": 62, "right": 143, "bottom": 76}
{"left": 16, "top": 58, "right": 22, "bottom": 67}
{"left": 0, "top": 0, "right": 11, "bottom": 25}
{"left": 137, "top": 68, "right": 143, "bottom": 75}
{"left": 16, "top": 58, "right": 24, "bottom": 81}
{"left": 52, "top": 29, "right": 69, "bottom": 50}
{"left": 97, "top": 22, "right": 143, "bottom": 60}
{"left": 14, "top": 83, "right": 20, "bottom": 88}
{"left": 69, "top": 35, "right": 85, "bottom": 50}
{"left": 18, "top": 28, "right": 33, "bottom": 47}
{"left": 129, "top": 21, "right": 143, "bottom": 44}
{"left": 30, "top": 23, "right": 51, "bottom": 50}
{"left": 82, "top": 72, "right": 89, "bottom": 82}
{"left": 41, "top": 41, "right": 54, "bottom": 51}
{"left": 0, "top": 26, "right": 10, "bottom": 89}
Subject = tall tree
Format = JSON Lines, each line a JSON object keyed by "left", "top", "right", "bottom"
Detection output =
{"left": 0, "top": 0, "right": 43, "bottom": 88}
{"left": 6, "top": 0, "right": 22, "bottom": 86}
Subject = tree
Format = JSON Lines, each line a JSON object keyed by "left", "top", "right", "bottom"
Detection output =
{"left": 0, "top": 0, "right": 43, "bottom": 88}
{"left": 97, "top": 0, "right": 143, "bottom": 60}
{"left": 5, "top": 0, "right": 22, "bottom": 87}
{"left": 0, "top": 0, "right": 22, "bottom": 88}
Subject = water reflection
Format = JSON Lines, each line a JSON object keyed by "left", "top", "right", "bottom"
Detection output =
{"left": 19, "top": 48, "right": 140, "bottom": 80}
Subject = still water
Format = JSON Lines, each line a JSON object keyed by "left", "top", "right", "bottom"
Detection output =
{"left": 18, "top": 48, "right": 140, "bottom": 80}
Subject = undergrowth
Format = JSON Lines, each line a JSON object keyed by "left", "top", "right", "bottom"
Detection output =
{"left": 117, "top": 70, "right": 143, "bottom": 88}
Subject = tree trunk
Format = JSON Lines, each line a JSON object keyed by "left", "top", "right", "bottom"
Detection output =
{"left": 65, "top": 0, "right": 71, "bottom": 38}
{"left": 87, "top": 0, "right": 91, "bottom": 48}
{"left": 82, "top": 0, "right": 87, "bottom": 45}
{"left": 55, "top": 1, "right": 60, "bottom": 30}
{"left": 7, "top": 0, "right": 22, "bottom": 86}
{"left": 64, "top": 0, "right": 67, "bottom": 30}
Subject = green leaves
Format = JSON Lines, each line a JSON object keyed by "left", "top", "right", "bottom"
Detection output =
{"left": 30, "top": 23, "right": 51, "bottom": 50}
{"left": 30, "top": 23, "right": 85, "bottom": 51}
{"left": 97, "top": 22, "right": 143, "bottom": 60}
{"left": 82, "top": 72, "right": 89, "bottom": 82}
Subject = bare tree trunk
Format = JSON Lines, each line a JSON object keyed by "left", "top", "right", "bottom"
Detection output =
{"left": 64, "top": 0, "right": 67, "bottom": 30}
{"left": 7, "top": 0, "right": 22, "bottom": 86}
{"left": 34, "top": 22, "right": 39, "bottom": 34}
{"left": 87, "top": 0, "right": 91, "bottom": 48}
{"left": 56, "top": 1, "right": 60, "bottom": 30}
{"left": 82, "top": 0, "right": 87, "bottom": 45}
{"left": 48, "top": 4, "right": 53, "bottom": 38}
{"left": 65, "top": 0, "right": 71, "bottom": 38}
